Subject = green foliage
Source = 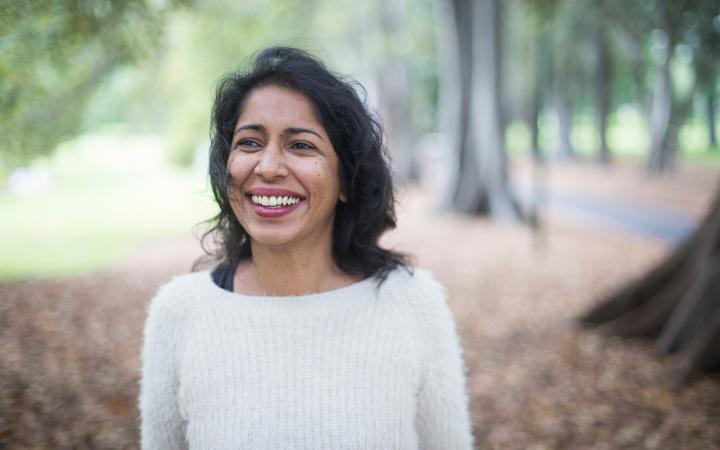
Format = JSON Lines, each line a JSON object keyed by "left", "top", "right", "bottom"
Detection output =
{"left": 512, "top": 0, "right": 720, "bottom": 161}
{"left": 688, "top": 1, "right": 720, "bottom": 93}
{"left": 0, "top": 0, "right": 442, "bottom": 277}
{"left": 0, "top": 0, "right": 187, "bottom": 171}
{"left": 5, "top": 0, "right": 715, "bottom": 175}
{"left": 122, "top": 0, "right": 439, "bottom": 166}
{"left": 126, "top": 1, "right": 318, "bottom": 167}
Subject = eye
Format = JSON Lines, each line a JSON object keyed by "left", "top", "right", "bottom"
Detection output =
{"left": 290, "top": 141, "right": 315, "bottom": 150}
{"left": 234, "top": 139, "right": 262, "bottom": 150}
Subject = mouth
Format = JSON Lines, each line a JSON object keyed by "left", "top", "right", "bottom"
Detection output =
{"left": 247, "top": 194, "right": 303, "bottom": 208}
{"left": 244, "top": 189, "right": 306, "bottom": 217}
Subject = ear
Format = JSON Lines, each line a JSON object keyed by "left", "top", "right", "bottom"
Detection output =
{"left": 339, "top": 191, "right": 347, "bottom": 203}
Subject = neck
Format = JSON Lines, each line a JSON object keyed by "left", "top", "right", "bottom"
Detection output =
{"left": 238, "top": 238, "right": 357, "bottom": 296}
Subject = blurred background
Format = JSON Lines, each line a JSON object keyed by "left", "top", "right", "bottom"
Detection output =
{"left": 1, "top": 0, "right": 719, "bottom": 448}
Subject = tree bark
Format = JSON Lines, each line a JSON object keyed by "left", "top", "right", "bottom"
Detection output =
{"left": 594, "top": 25, "right": 611, "bottom": 164}
{"left": 580, "top": 183, "right": 720, "bottom": 384}
{"left": 708, "top": 88, "right": 717, "bottom": 148}
{"left": 435, "top": 0, "right": 468, "bottom": 207}
{"left": 441, "top": 0, "right": 521, "bottom": 218}
{"left": 530, "top": 81, "right": 542, "bottom": 163}
{"left": 379, "top": 62, "right": 417, "bottom": 180}
{"left": 529, "top": 25, "right": 551, "bottom": 165}
{"left": 647, "top": 36, "right": 673, "bottom": 172}
{"left": 555, "top": 87, "right": 575, "bottom": 160}
{"left": 646, "top": 1, "right": 684, "bottom": 174}
{"left": 376, "top": 0, "right": 417, "bottom": 182}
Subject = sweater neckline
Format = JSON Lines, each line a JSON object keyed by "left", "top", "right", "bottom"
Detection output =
{"left": 196, "top": 269, "right": 378, "bottom": 308}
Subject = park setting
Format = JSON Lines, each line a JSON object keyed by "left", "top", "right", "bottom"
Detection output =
{"left": 1, "top": 0, "right": 719, "bottom": 448}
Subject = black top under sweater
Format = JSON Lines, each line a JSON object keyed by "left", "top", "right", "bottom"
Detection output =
{"left": 211, "top": 262, "right": 235, "bottom": 292}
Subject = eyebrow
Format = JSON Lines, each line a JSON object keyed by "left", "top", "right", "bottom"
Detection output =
{"left": 233, "top": 123, "right": 324, "bottom": 141}
{"left": 286, "top": 127, "right": 324, "bottom": 141}
{"left": 233, "top": 124, "right": 262, "bottom": 134}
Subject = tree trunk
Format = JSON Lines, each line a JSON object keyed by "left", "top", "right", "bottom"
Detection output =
{"left": 555, "top": 87, "right": 575, "bottom": 160}
{"left": 376, "top": 0, "right": 417, "bottom": 182}
{"left": 376, "top": 60, "right": 417, "bottom": 181}
{"left": 708, "top": 87, "right": 717, "bottom": 148}
{"left": 594, "top": 25, "right": 611, "bottom": 164}
{"left": 647, "top": 2, "right": 678, "bottom": 173}
{"left": 529, "top": 26, "right": 550, "bottom": 165}
{"left": 441, "top": 0, "right": 521, "bottom": 218}
{"left": 435, "top": 0, "right": 469, "bottom": 207}
{"left": 647, "top": 44, "right": 673, "bottom": 172}
{"left": 530, "top": 81, "right": 542, "bottom": 163}
{"left": 662, "top": 95, "right": 694, "bottom": 170}
{"left": 580, "top": 183, "right": 720, "bottom": 385}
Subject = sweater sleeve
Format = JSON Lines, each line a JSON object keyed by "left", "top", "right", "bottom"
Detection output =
{"left": 139, "top": 281, "right": 188, "bottom": 450}
{"left": 413, "top": 272, "right": 475, "bottom": 450}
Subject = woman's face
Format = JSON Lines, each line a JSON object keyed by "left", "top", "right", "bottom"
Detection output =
{"left": 227, "top": 84, "right": 344, "bottom": 251}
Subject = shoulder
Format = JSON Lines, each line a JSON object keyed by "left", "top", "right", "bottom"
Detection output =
{"left": 140, "top": 273, "right": 211, "bottom": 371}
{"left": 154, "top": 270, "right": 210, "bottom": 296}
{"left": 380, "top": 266, "right": 447, "bottom": 302}
{"left": 379, "top": 266, "right": 451, "bottom": 323}
{"left": 145, "top": 271, "right": 210, "bottom": 322}
{"left": 380, "top": 267, "right": 464, "bottom": 362}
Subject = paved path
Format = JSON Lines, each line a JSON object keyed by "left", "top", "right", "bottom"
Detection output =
{"left": 512, "top": 182, "right": 699, "bottom": 245}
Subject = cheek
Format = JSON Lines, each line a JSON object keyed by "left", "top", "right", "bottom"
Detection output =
{"left": 225, "top": 156, "right": 252, "bottom": 205}
{"left": 226, "top": 186, "right": 245, "bottom": 216}
{"left": 227, "top": 153, "right": 245, "bottom": 176}
{"left": 227, "top": 155, "right": 255, "bottom": 185}
{"left": 308, "top": 161, "right": 342, "bottom": 199}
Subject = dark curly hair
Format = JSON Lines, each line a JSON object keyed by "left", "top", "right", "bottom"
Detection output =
{"left": 196, "top": 46, "right": 410, "bottom": 283}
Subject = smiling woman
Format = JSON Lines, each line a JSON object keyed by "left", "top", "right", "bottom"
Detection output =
{"left": 138, "top": 47, "right": 475, "bottom": 449}
{"left": 203, "top": 48, "right": 410, "bottom": 291}
{"left": 225, "top": 85, "right": 346, "bottom": 291}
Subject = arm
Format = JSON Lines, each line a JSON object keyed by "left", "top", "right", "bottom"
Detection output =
{"left": 414, "top": 274, "right": 475, "bottom": 450}
{"left": 139, "top": 283, "right": 188, "bottom": 450}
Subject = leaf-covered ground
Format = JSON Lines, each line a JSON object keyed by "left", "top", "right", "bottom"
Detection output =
{"left": 1, "top": 161, "right": 718, "bottom": 449}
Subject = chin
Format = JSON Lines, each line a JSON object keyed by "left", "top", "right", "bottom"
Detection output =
{"left": 247, "top": 231, "right": 298, "bottom": 248}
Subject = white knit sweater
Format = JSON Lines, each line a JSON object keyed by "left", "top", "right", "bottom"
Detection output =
{"left": 138, "top": 267, "right": 475, "bottom": 450}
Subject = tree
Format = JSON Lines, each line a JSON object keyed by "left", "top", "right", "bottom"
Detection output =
{"left": 707, "top": 86, "right": 718, "bottom": 149}
{"left": 523, "top": 0, "right": 617, "bottom": 163}
{"left": 0, "top": 0, "right": 186, "bottom": 172}
{"left": 593, "top": 21, "right": 612, "bottom": 163}
{"left": 518, "top": 0, "right": 561, "bottom": 164}
{"left": 645, "top": 0, "right": 720, "bottom": 172}
{"left": 373, "top": 0, "right": 418, "bottom": 181}
{"left": 595, "top": 0, "right": 720, "bottom": 172}
{"left": 580, "top": 183, "right": 720, "bottom": 385}
{"left": 693, "top": 3, "right": 720, "bottom": 150}
{"left": 527, "top": 13, "right": 553, "bottom": 164}
{"left": 437, "top": 0, "right": 521, "bottom": 218}
{"left": 646, "top": 0, "right": 684, "bottom": 172}
{"left": 548, "top": 0, "right": 592, "bottom": 161}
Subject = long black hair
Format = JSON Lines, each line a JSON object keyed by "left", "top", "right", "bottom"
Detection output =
{"left": 197, "top": 46, "right": 410, "bottom": 283}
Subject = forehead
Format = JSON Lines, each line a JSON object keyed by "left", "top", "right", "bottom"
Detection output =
{"left": 236, "top": 85, "right": 323, "bottom": 128}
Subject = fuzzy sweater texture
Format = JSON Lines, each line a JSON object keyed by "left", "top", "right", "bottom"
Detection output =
{"left": 138, "top": 267, "right": 475, "bottom": 449}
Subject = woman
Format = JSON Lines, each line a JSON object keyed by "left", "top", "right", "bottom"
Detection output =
{"left": 139, "top": 47, "right": 474, "bottom": 449}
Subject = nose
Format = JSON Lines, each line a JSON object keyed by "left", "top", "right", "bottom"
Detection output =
{"left": 254, "top": 143, "right": 288, "bottom": 180}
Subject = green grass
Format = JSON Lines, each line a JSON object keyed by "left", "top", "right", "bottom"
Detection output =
{"left": 506, "top": 107, "right": 720, "bottom": 164}
{"left": 0, "top": 131, "right": 216, "bottom": 280}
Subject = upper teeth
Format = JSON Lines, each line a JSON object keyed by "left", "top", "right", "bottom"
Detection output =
{"left": 251, "top": 195, "right": 301, "bottom": 207}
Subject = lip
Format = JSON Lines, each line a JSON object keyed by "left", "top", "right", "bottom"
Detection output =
{"left": 247, "top": 198, "right": 303, "bottom": 218}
